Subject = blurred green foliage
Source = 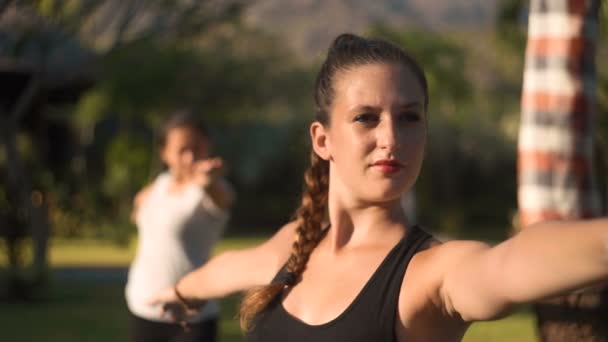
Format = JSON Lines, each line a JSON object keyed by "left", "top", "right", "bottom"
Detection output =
{"left": 1, "top": 0, "right": 607, "bottom": 247}
{"left": 31, "top": 1, "right": 315, "bottom": 242}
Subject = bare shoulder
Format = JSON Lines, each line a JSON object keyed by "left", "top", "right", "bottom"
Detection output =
{"left": 131, "top": 184, "right": 155, "bottom": 222}
{"left": 428, "top": 240, "right": 492, "bottom": 264}
{"left": 409, "top": 240, "right": 492, "bottom": 285}
{"left": 134, "top": 183, "right": 155, "bottom": 206}
{"left": 398, "top": 239, "right": 492, "bottom": 313}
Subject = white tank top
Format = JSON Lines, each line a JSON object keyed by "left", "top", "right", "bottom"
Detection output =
{"left": 125, "top": 172, "right": 229, "bottom": 322}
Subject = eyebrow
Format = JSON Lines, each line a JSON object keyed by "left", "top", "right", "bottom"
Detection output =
{"left": 349, "top": 102, "right": 423, "bottom": 112}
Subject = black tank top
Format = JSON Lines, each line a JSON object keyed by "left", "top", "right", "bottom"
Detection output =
{"left": 245, "top": 226, "right": 432, "bottom": 342}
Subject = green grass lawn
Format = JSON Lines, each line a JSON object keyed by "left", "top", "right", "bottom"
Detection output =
{"left": 0, "top": 237, "right": 538, "bottom": 341}
{"left": 465, "top": 311, "right": 537, "bottom": 342}
{"left": 0, "top": 281, "right": 537, "bottom": 342}
{"left": 0, "top": 236, "right": 267, "bottom": 267}
{"left": 0, "top": 282, "right": 245, "bottom": 342}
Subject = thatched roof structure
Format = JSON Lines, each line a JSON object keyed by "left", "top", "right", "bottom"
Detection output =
{"left": 0, "top": 4, "right": 96, "bottom": 112}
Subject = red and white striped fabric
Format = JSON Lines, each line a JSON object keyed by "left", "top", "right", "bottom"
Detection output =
{"left": 518, "top": 0, "right": 602, "bottom": 227}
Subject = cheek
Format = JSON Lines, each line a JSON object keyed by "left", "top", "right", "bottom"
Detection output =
{"left": 333, "top": 128, "right": 375, "bottom": 158}
{"left": 164, "top": 149, "right": 186, "bottom": 167}
{"left": 330, "top": 131, "right": 375, "bottom": 183}
{"left": 161, "top": 149, "right": 172, "bottom": 163}
{"left": 167, "top": 154, "right": 180, "bottom": 166}
{"left": 344, "top": 129, "right": 376, "bottom": 157}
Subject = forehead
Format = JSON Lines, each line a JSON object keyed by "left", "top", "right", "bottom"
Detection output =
{"left": 332, "top": 63, "right": 425, "bottom": 110}
{"left": 165, "top": 126, "right": 207, "bottom": 145}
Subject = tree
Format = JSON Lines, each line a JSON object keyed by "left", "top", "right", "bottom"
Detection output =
{"left": 0, "top": 2, "right": 95, "bottom": 299}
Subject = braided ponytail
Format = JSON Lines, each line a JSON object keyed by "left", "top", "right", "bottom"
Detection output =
{"left": 239, "top": 151, "right": 329, "bottom": 331}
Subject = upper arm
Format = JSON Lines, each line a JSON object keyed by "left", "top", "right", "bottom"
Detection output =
{"left": 221, "top": 220, "right": 297, "bottom": 287}
{"left": 439, "top": 219, "right": 608, "bottom": 323}
{"left": 440, "top": 220, "right": 608, "bottom": 322}
{"left": 131, "top": 185, "right": 153, "bottom": 223}
{"left": 174, "top": 221, "right": 299, "bottom": 298}
{"left": 437, "top": 240, "right": 517, "bottom": 322}
{"left": 249, "top": 220, "right": 297, "bottom": 283}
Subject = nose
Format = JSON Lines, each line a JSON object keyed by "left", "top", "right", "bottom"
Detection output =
{"left": 181, "top": 150, "right": 194, "bottom": 166}
{"left": 377, "top": 115, "right": 400, "bottom": 151}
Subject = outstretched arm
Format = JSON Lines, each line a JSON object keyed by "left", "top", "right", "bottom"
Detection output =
{"left": 192, "top": 158, "right": 234, "bottom": 211}
{"left": 439, "top": 218, "right": 608, "bottom": 322}
{"left": 148, "top": 221, "right": 297, "bottom": 306}
{"left": 203, "top": 177, "right": 235, "bottom": 211}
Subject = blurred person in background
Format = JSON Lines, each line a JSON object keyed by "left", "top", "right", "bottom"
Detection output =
{"left": 126, "top": 110, "right": 234, "bottom": 342}
{"left": 149, "top": 34, "right": 608, "bottom": 341}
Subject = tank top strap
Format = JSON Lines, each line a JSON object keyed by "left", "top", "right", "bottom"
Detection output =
{"left": 366, "top": 225, "right": 433, "bottom": 340}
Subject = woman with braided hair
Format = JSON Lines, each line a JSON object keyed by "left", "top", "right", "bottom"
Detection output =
{"left": 149, "top": 33, "right": 608, "bottom": 341}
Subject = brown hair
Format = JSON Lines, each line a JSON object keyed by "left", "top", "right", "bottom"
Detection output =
{"left": 158, "top": 109, "right": 209, "bottom": 148}
{"left": 239, "top": 33, "right": 428, "bottom": 331}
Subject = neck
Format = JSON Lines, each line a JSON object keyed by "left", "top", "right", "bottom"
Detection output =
{"left": 167, "top": 171, "right": 191, "bottom": 190}
{"left": 325, "top": 189, "right": 409, "bottom": 252}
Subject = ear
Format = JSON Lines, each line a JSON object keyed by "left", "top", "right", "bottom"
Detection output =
{"left": 310, "top": 122, "right": 331, "bottom": 161}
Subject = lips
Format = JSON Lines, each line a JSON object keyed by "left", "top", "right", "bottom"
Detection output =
{"left": 371, "top": 159, "right": 404, "bottom": 174}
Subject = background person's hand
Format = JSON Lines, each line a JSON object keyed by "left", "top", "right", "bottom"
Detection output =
{"left": 147, "top": 287, "right": 206, "bottom": 329}
{"left": 190, "top": 157, "right": 225, "bottom": 188}
{"left": 147, "top": 286, "right": 179, "bottom": 318}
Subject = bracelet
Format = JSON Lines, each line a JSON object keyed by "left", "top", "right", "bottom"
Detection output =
{"left": 174, "top": 283, "right": 198, "bottom": 310}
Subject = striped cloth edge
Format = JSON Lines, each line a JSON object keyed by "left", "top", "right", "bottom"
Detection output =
{"left": 517, "top": 0, "right": 602, "bottom": 226}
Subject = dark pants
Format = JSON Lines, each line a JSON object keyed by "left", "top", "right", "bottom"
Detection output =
{"left": 129, "top": 312, "right": 218, "bottom": 342}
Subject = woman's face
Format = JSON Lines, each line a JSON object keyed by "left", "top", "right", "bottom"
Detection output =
{"left": 161, "top": 126, "right": 210, "bottom": 179}
{"left": 312, "top": 63, "right": 427, "bottom": 203}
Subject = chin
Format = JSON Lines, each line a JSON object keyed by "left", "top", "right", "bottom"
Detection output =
{"left": 364, "top": 187, "right": 405, "bottom": 203}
